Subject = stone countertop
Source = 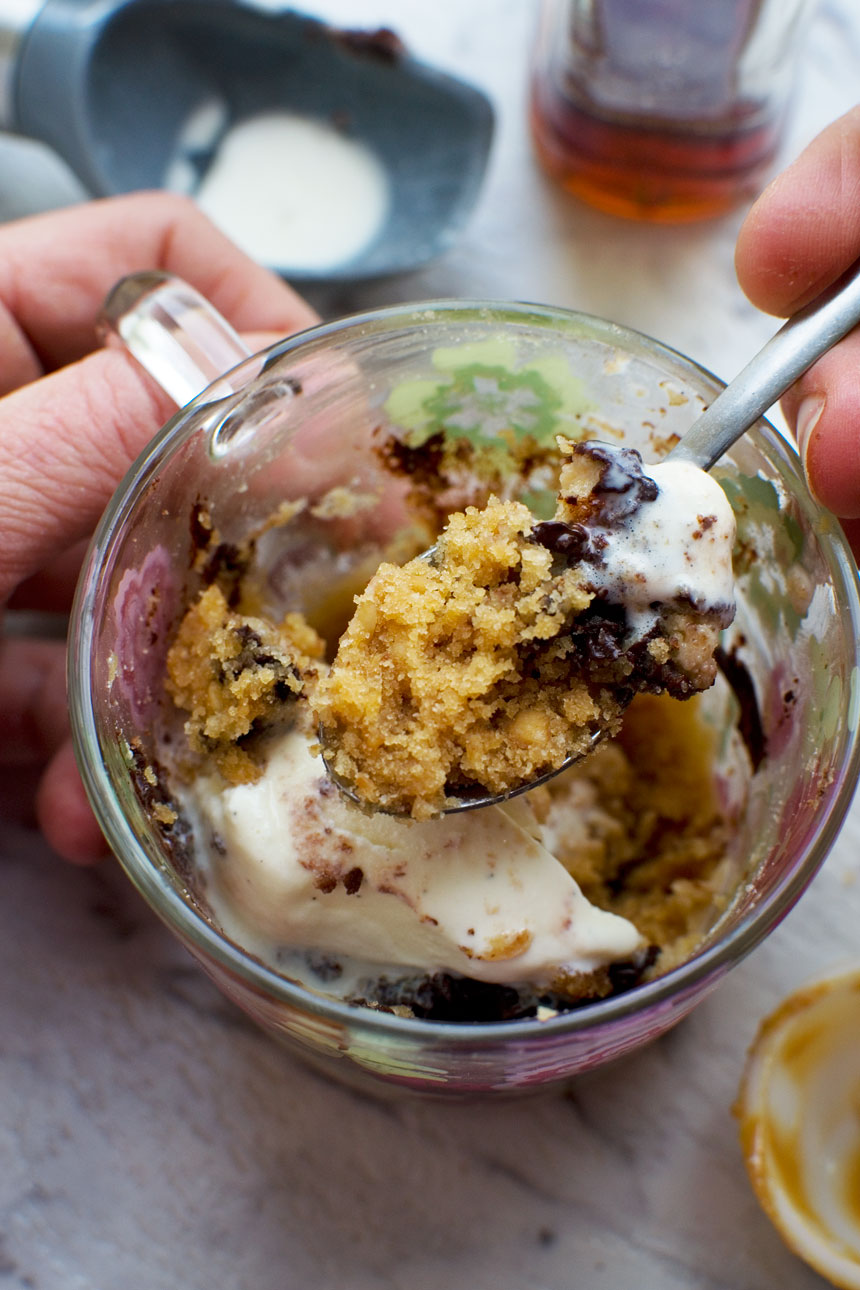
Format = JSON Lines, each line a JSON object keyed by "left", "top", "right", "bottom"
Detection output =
{"left": 1, "top": 3, "right": 859, "bottom": 1288}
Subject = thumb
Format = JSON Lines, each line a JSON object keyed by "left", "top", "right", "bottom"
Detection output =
{"left": 781, "top": 331, "right": 860, "bottom": 523}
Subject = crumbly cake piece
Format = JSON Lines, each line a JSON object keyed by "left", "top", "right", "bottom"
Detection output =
{"left": 313, "top": 493, "right": 626, "bottom": 821}
{"left": 534, "top": 692, "right": 734, "bottom": 976}
{"left": 166, "top": 584, "right": 325, "bottom": 784}
{"left": 314, "top": 439, "right": 735, "bottom": 820}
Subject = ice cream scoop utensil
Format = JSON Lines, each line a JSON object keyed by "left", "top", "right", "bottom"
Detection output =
{"left": 0, "top": 0, "right": 492, "bottom": 282}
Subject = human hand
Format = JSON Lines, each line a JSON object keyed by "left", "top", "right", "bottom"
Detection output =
{"left": 0, "top": 192, "right": 318, "bottom": 863}
{"left": 735, "top": 106, "right": 860, "bottom": 559}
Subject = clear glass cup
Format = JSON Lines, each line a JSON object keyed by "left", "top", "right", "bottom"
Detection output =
{"left": 68, "top": 278, "right": 860, "bottom": 1096}
{"left": 530, "top": 0, "right": 815, "bottom": 222}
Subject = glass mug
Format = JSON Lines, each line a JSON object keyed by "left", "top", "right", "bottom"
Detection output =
{"left": 68, "top": 274, "right": 860, "bottom": 1096}
{"left": 530, "top": 0, "right": 815, "bottom": 222}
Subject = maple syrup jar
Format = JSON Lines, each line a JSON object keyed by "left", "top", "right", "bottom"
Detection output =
{"left": 530, "top": 0, "right": 814, "bottom": 222}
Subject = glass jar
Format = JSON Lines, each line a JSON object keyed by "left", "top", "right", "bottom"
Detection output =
{"left": 68, "top": 278, "right": 860, "bottom": 1096}
{"left": 530, "top": 0, "right": 814, "bottom": 222}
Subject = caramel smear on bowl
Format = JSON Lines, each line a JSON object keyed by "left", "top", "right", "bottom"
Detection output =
{"left": 737, "top": 968, "right": 860, "bottom": 1289}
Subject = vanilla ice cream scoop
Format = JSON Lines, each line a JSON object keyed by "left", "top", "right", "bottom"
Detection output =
{"left": 185, "top": 729, "right": 644, "bottom": 994}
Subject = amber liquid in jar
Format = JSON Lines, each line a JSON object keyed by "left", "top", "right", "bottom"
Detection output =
{"left": 531, "top": 0, "right": 789, "bottom": 223}
{"left": 531, "top": 86, "right": 781, "bottom": 222}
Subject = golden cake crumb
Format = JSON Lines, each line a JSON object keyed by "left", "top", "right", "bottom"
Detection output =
{"left": 314, "top": 439, "right": 733, "bottom": 819}
{"left": 535, "top": 692, "right": 733, "bottom": 973}
{"left": 313, "top": 494, "right": 627, "bottom": 819}
{"left": 160, "top": 439, "right": 740, "bottom": 1017}
{"left": 166, "top": 584, "right": 325, "bottom": 784}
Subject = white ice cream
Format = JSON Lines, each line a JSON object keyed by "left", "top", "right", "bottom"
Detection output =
{"left": 591, "top": 458, "right": 736, "bottom": 637}
{"left": 188, "top": 111, "right": 390, "bottom": 273}
{"left": 187, "top": 730, "right": 643, "bottom": 990}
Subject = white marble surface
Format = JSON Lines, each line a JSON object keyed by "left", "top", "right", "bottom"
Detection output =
{"left": 1, "top": 3, "right": 860, "bottom": 1288}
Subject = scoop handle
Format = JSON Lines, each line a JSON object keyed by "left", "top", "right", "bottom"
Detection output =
{"left": 672, "top": 258, "right": 860, "bottom": 470}
{"left": 98, "top": 270, "right": 254, "bottom": 406}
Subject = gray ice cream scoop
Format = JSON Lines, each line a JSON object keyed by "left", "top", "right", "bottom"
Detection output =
{"left": 0, "top": 0, "right": 494, "bottom": 280}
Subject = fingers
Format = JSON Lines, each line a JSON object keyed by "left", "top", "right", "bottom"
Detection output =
{"left": 0, "top": 347, "right": 178, "bottom": 597}
{"left": 0, "top": 195, "right": 321, "bottom": 597}
{"left": 0, "top": 195, "right": 320, "bottom": 863}
{"left": 735, "top": 107, "right": 860, "bottom": 317}
{"left": 37, "top": 740, "right": 110, "bottom": 865}
{"left": 0, "top": 637, "right": 107, "bottom": 862}
{"left": 0, "top": 320, "right": 317, "bottom": 600}
{"left": 7, "top": 541, "right": 90, "bottom": 614}
{"left": 0, "top": 293, "right": 38, "bottom": 397}
{"left": 839, "top": 516, "right": 860, "bottom": 558}
{"left": 735, "top": 107, "right": 860, "bottom": 550}
{"left": 780, "top": 332, "right": 860, "bottom": 521}
{"left": 0, "top": 638, "right": 69, "bottom": 764}
{"left": 0, "top": 190, "right": 318, "bottom": 388}
{"left": 0, "top": 195, "right": 320, "bottom": 596}
{"left": 735, "top": 106, "right": 860, "bottom": 317}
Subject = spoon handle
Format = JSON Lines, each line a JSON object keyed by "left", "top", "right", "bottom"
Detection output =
{"left": 672, "top": 258, "right": 860, "bottom": 471}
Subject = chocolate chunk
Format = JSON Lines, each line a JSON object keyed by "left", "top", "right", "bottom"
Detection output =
{"left": 715, "top": 645, "right": 767, "bottom": 770}
{"left": 343, "top": 866, "right": 364, "bottom": 895}
{"left": 576, "top": 444, "right": 659, "bottom": 523}
{"left": 531, "top": 519, "right": 593, "bottom": 560}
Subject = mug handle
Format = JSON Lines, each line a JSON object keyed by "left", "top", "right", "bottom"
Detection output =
{"left": 98, "top": 270, "right": 254, "bottom": 407}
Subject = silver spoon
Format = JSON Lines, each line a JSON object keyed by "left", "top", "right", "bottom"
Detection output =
{"left": 323, "top": 259, "right": 860, "bottom": 814}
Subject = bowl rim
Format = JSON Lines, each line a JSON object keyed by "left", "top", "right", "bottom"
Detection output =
{"left": 68, "top": 297, "right": 860, "bottom": 1048}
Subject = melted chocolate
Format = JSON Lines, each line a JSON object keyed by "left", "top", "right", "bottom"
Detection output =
{"left": 531, "top": 519, "right": 601, "bottom": 561}
{"left": 533, "top": 444, "right": 659, "bottom": 564}
{"left": 714, "top": 644, "right": 767, "bottom": 770}
{"left": 575, "top": 443, "right": 659, "bottom": 524}
{"left": 349, "top": 951, "right": 654, "bottom": 1022}
{"left": 564, "top": 600, "right": 629, "bottom": 663}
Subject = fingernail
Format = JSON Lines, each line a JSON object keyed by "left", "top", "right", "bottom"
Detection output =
{"left": 795, "top": 395, "right": 825, "bottom": 468}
